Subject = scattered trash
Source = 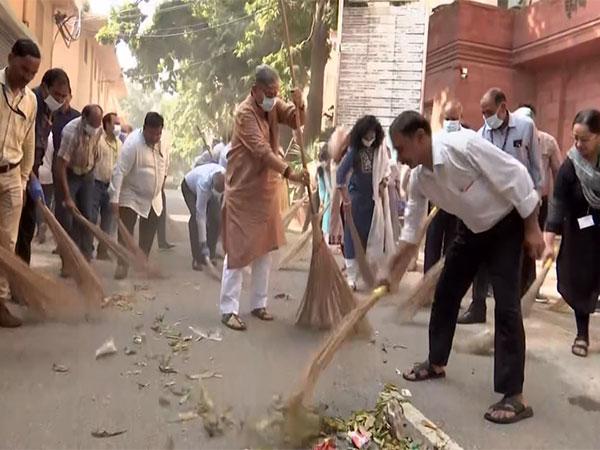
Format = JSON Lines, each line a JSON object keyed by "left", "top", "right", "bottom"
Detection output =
{"left": 102, "top": 293, "right": 136, "bottom": 311}
{"left": 52, "top": 363, "right": 69, "bottom": 373}
{"left": 400, "top": 389, "right": 412, "bottom": 398}
{"left": 189, "top": 326, "right": 223, "bottom": 342}
{"left": 395, "top": 368, "right": 402, "bottom": 376}
{"left": 137, "top": 382, "right": 149, "bottom": 390}
{"left": 313, "top": 437, "right": 336, "bottom": 450}
{"left": 348, "top": 429, "right": 371, "bottom": 448}
{"left": 186, "top": 371, "right": 223, "bottom": 381}
{"left": 134, "top": 284, "right": 150, "bottom": 292}
{"left": 91, "top": 429, "right": 127, "bottom": 438}
{"left": 95, "top": 338, "right": 117, "bottom": 359}
{"left": 392, "top": 344, "right": 407, "bottom": 350}
{"left": 134, "top": 361, "right": 148, "bottom": 368}
{"left": 179, "top": 393, "right": 191, "bottom": 406}
{"left": 159, "top": 396, "right": 171, "bottom": 408}
{"left": 421, "top": 419, "right": 438, "bottom": 431}
{"left": 122, "top": 370, "right": 141, "bottom": 377}
{"left": 159, "top": 356, "right": 177, "bottom": 374}
{"left": 274, "top": 292, "right": 293, "bottom": 301}
{"left": 133, "top": 334, "right": 146, "bottom": 345}
{"left": 124, "top": 346, "right": 137, "bottom": 356}
{"left": 174, "top": 411, "right": 199, "bottom": 422}
{"left": 381, "top": 344, "right": 388, "bottom": 354}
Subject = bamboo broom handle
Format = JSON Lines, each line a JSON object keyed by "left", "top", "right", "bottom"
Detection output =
{"left": 279, "top": 0, "right": 316, "bottom": 216}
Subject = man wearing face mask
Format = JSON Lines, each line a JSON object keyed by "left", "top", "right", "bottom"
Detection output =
{"left": 56, "top": 104, "right": 103, "bottom": 263}
{"left": 458, "top": 88, "right": 542, "bottom": 325}
{"left": 15, "top": 68, "right": 71, "bottom": 265}
{"left": 0, "top": 39, "right": 40, "bottom": 326}
{"left": 423, "top": 100, "right": 462, "bottom": 273}
{"left": 219, "top": 64, "right": 308, "bottom": 331}
{"left": 92, "top": 112, "right": 121, "bottom": 260}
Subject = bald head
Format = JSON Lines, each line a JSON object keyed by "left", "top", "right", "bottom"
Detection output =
{"left": 481, "top": 87, "right": 509, "bottom": 127}
{"left": 443, "top": 100, "right": 463, "bottom": 121}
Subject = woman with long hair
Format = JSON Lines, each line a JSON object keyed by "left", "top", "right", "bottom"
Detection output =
{"left": 336, "top": 115, "right": 393, "bottom": 289}
{"left": 543, "top": 109, "right": 600, "bottom": 357}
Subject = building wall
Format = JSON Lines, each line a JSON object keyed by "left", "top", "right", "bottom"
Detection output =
{"left": 2, "top": 0, "right": 125, "bottom": 114}
{"left": 423, "top": 0, "right": 600, "bottom": 151}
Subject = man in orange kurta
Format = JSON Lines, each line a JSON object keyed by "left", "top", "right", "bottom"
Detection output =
{"left": 219, "top": 64, "right": 307, "bottom": 331}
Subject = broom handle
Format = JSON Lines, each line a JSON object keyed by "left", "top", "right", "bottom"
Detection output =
{"left": 279, "top": 0, "right": 316, "bottom": 216}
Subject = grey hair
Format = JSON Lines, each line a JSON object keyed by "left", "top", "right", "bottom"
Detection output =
{"left": 255, "top": 64, "right": 279, "bottom": 86}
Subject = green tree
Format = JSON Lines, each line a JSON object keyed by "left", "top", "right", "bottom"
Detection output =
{"left": 98, "top": 0, "right": 336, "bottom": 159}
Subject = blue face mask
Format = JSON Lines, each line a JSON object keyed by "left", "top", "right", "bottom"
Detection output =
{"left": 261, "top": 96, "right": 276, "bottom": 112}
{"left": 443, "top": 120, "right": 461, "bottom": 133}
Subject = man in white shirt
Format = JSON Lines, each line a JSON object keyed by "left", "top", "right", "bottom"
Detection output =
{"left": 388, "top": 111, "right": 544, "bottom": 424}
{"left": 459, "top": 88, "right": 543, "bottom": 324}
{"left": 181, "top": 163, "right": 225, "bottom": 270}
{"left": 93, "top": 112, "right": 121, "bottom": 260}
{"left": 110, "top": 112, "right": 168, "bottom": 279}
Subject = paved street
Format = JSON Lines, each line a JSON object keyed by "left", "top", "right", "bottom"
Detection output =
{"left": 0, "top": 190, "right": 598, "bottom": 449}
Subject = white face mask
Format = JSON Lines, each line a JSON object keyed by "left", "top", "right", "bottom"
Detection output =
{"left": 261, "top": 96, "right": 276, "bottom": 112}
{"left": 84, "top": 123, "right": 100, "bottom": 136}
{"left": 443, "top": 120, "right": 461, "bottom": 133}
{"left": 112, "top": 125, "right": 122, "bottom": 137}
{"left": 44, "top": 94, "right": 63, "bottom": 112}
{"left": 484, "top": 108, "right": 504, "bottom": 130}
{"left": 362, "top": 137, "right": 375, "bottom": 148}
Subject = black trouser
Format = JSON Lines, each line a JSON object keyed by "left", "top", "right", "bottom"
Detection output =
{"left": 181, "top": 180, "right": 221, "bottom": 261}
{"left": 424, "top": 208, "right": 458, "bottom": 273}
{"left": 157, "top": 188, "right": 169, "bottom": 246}
{"left": 15, "top": 192, "right": 36, "bottom": 265}
{"left": 429, "top": 210, "right": 525, "bottom": 396}
{"left": 117, "top": 206, "right": 159, "bottom": 268}
{"left": 575, "top": 311, "right": 590, "bottom": 342}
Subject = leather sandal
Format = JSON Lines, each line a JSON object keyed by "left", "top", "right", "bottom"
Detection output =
{"left": 221, "top": 313, "right": 246, "bottom": 331}
{"left": 402, "top": 361, "right": 445, "bottom": 382}
{"left": 572, "top": 338, "right": 588, "bottom": 358}
{"left": 251, "top": 308, "right": 274, "bottom": 321}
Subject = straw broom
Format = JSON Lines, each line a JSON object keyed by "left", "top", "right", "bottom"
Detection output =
{"left": 397, "top": 256, "right": 445, "bottom": 323}
{"left": 117, "top": 219, "right": 163, "bottom": 278}
{"left": 0, "top": 231, "right": 83, "bottom": 320}
{"left": 277, "top": 225, "right": 312, "bottom": 270}
{"left": 457, "top": 255, "right": 555, "bottom": 356}
{"left": 281, "top": 207, "right": 438, "bottom": 441}
{"left": 282, "top": 196, "right": 307, "bottom": 229}
{"left": 278, "top": 0, "right": 362, "bottom": 331}
{"left": 37, "top": 201, "right": 104, "bottom": 308}
{"left": 344, "top": 202, "right": 375, "bottom": 288}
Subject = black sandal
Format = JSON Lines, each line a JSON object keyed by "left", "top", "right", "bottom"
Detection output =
{"left": 221, "top": 313, "right": 247, "bottom": 331}
{"left": 572, "top": 338, "right": 589, "bottom": 358}
{"left": 251, "top": 308, "right": 274, "bottom": 321}
{"left": 484, "top": 397, "right": 533, "bottom": 424}
{"left": 402, "top": 361, "right": 445, "bottom": 382}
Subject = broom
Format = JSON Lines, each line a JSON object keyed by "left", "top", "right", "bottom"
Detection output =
{"left": 457, "top": 254, "right": 556, "bottom": 356}
{"left": 117, "top": 219, "right": 163, "bottom": 278}
{"left": 0, "top": 231, "right": 83, "bottom": 320}
{"left": 282, "top": 196, "right": 307, "bottom": 230}
{"left": 344, "top": 202, "right": 375, "bottom": 288}
{"left": 284, "top": 207, "right": 438, "bottom": 421}
{"left": 278, "top": 0, "right": 362, "bottom": 331}
{"left": 37, "top": 200, "right": 104, "bottom": 309}
{"left": 277, "top": 224, "right": 312, "bottom": 270}
{"left": 397, "top": 256, "right": 445, "bottom": 323}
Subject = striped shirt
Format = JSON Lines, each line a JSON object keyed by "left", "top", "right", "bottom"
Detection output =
{"left": 57, "top": 117, "right": 101, "bottom": 175}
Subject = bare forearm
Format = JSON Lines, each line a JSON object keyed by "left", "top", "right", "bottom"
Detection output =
{"left": 57, "top": 159, "right": 71, "bottom": 202}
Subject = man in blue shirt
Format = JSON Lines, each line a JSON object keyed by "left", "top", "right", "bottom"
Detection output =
{"left": 459, "top": 87, "right": 542, "bottom": 324}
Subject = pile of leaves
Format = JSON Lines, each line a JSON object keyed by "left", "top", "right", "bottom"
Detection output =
{"left": 318, "top": 385, "right": 419, "bottom": 450}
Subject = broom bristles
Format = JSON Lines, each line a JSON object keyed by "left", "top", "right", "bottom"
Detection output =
{"left": 0, "top": 245, "right": 84, "bottom": 321}
{"left": 521, "top": 257, "right": 553, "bottom": 318}
{"left": 203, "top": 256, "right": 222, "bottom": 281}
{"left": 345, "top": 205, "right": 375, "bottom": 288}
{"left": 117, "top": 219, "right": 163, "bottom": 278}
{"left": 398, "top": 257, "right": 445, "bottom": 323}
{"left": 282, "top": 197, "right": 307, "bottom": 229}
{"left": 277, "top": 225, "right": 312, "bottom": 270}
{"left": 38, "top": 202, "right": 104, "bottom": 308}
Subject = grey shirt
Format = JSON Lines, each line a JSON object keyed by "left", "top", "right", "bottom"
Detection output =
{"left": 479, "top": 112, "right": 543, "bottom": 192}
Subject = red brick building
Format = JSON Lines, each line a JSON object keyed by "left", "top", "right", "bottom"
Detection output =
{"left": 423, "top": 0, "right": 600, "bottom": 153}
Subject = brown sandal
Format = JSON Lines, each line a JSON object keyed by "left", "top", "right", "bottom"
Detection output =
{"left": 251, "top": 308, "right": 274, "bottom": 321}
{"left": 402, "top": 361, "right": 445, "bottom": 382}
{"left": 572, "top": 338, "right": 588, "bottom": 357}
{"left": 221, "top": 313, "right": 247, "bottom": 331}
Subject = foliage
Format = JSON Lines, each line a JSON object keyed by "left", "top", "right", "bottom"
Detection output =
{"left": 98, "top": 0, "right": 337, "bottom": 160}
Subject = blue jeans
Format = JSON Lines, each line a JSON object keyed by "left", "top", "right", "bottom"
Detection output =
{"left": 91, "top": 180, "right": 114, "bottom": 256}
{"left": 62, "top": 170, "right": 95, "bottom": 259}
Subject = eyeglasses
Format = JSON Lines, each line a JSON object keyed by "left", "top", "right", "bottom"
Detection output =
{"left": 1, "top": 85, "right": 26, "bottom": 120}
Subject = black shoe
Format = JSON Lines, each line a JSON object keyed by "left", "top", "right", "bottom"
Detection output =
{"left": 159, "top": 242, "right": 175, "bottom": 250}
{"left": 457, "top": 303, "right": 486, "bottom": 324}
{"left": 192, "top": 260, "right": 203, "bottom": 271}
